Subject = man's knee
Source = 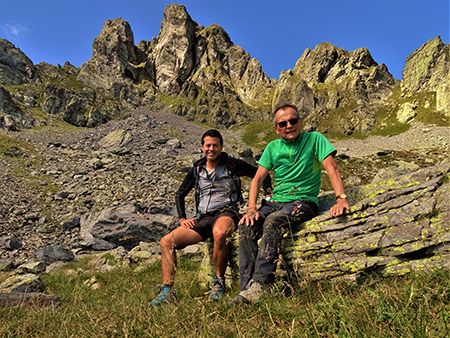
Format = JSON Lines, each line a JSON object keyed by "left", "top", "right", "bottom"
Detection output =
{"left": 160, "top": 233, "right": 174, "bottom": 250}
{"left": 264, "top": 213, "right": 282, "bottom": 228}
{"left": 213, "top": 225, "right": 234, "bottom": 243}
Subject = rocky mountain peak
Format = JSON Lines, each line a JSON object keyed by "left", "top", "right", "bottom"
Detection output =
{"left": 99, "top": 17, "right": 135, "bottom": 45}
{"left": 402, "top": 36, "right": 449, "bottom": 92}
{"left": 401, "top": 36, "right": 449, "bottom": 116}
{"left": 77, "top": 17, "right": 143, "bottom": 95}
{"left": 153, "top": 4, "right": 197, "bottom": 95}
{"left": 293, "top": 42, "right": 388, "bottom": 85}
{"left": 283, "top": 42, "right": 399, "bottom": 134}
{"left": 0, "top": 38, "right": 35, "bottom": 85}
{"left": 0, "top": 5, "right": 448, "bottom": 134}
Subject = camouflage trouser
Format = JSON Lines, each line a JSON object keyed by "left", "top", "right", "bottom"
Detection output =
{"left": 238, "top": 199, "right": 318, "bottom": 290}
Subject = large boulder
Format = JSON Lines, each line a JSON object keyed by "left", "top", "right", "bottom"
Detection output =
{"left": 280, "top": 163, "right": 450, "bottom": 282}
{"left": 437, "top": 75, "right": 450, "bottom": 115}
{"left": 396, "top": 102, "right": 417, "bottom": 123}
{"left": 34, "top": 245, "right": 75, "bottom": 264}
{"left": 80, "top": 203, "right": 179, "bottom": 250}
{"left": 199, "top": 163, "right": 450, "bottom": 285}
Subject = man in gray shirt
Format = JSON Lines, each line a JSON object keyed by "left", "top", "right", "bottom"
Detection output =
{"left": 148, "top": 129, "right": 272, "bottom": 307}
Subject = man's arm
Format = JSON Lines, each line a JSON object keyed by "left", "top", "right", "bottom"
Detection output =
{"left": 239, "top": 165, "right": 270, "bottom": 226}
{"left": 322, "top": 155, "right": 349, "bottom": 217}
{"left": 175, "top": 167, "right": 196, "bottom": 222}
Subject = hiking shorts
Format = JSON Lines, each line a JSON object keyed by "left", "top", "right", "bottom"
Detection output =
{"left": 192, "top": 207, "right": 239, "bottom": 240}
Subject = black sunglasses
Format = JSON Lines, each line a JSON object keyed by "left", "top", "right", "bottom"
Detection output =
{"left": 277, "top": 118, "right": 299, "bottom": 128}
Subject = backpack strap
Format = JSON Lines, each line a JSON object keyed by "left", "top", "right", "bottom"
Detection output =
{"left": 193, "top": 165, "right": 201, "bottom": 220}
{"left": 226, "top": 157, "right": 244, "bottom": 208}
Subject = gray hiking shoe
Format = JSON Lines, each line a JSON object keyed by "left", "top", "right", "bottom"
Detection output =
{"left": 226, "top": 279, "right": 263, "bottom": 306}
{"left": 208, "top": 276, "right": 225, "bottom": 302}
{"left": 148, "top": 284, "right": 176, "bottom": 308}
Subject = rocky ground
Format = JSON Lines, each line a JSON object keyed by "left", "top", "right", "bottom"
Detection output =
{"left": 0, "top": 108, "right": 449, "bottom": 264}
{"left": 331, "top": 122, "right": 449, "bottom": 158}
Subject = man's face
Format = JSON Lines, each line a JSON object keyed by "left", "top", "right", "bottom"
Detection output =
{"left": 201, "top": 136, "right": 223, "bottom": 162}
{"left": 273, "top": 107, "right": 302, "bottom": 142}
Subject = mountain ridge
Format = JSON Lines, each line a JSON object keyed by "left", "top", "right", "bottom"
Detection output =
{"left": 0, "top": 4, "right": 448, "bottom": 135}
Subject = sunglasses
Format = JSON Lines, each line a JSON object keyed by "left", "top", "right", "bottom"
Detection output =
{"left": 277, "top": 118, "right": 299, "bottom": 128}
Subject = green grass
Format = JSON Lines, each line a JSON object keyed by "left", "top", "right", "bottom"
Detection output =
{"left": 0, "top": 132, "right": 34, "bottom": 155}
{"left": 1, "top": 257, "right": 449, "bottom": 337}
{"left": 242, "top": 121, "right": 278, "bottom": 149}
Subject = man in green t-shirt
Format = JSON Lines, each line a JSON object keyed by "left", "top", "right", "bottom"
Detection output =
{"left": 228, "top": 103, "right": 349, "bottom": 306}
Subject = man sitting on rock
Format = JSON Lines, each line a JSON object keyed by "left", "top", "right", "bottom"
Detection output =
{"left": 227, "top": 103, "right": 349, "bottom": 306}
{"left": 149, "top": 129, "right": 272, "bottom": 307}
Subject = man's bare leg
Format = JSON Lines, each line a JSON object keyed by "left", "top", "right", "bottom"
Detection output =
{"left": 212, "top": 216, "right": 235, "bottom": 277}
{"left": 160, "top": 226, "right": 203, "bottom": 285}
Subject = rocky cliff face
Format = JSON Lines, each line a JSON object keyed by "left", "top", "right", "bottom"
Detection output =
{"left": 78, "top": 18, "right": 144, "bottom": 95}
{"left": 287, "top": 43, "right": 399, "bottom": 134}
{"left": 153, "top": 4, "right": 197, "bottom": 96}
{"left": 76, "top": 4, "right": 274, "bottom": 127}
{"left": 0, "top": 39, "right": 35, "bottom": 86}
{"left": 0, "top": 4, "right": 448, "bottom": 133}
{"left": 401, "top": 36, "right": 450, "bottom": 116}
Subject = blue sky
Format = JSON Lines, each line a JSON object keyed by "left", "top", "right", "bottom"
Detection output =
{"left": 1, "top": 0, "right": 448, "bottom": 80}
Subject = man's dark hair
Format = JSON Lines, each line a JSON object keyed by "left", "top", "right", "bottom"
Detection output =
{"left": 201, "top": 129, "right": 223, "bottom": 145}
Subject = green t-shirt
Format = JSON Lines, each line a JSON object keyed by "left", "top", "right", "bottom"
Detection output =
{"left": 258, "top": 132, "right": 336, "bottom": 205}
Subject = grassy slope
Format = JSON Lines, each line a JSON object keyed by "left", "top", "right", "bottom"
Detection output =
{"left": 0, "top": 258, "right": 449, "bottom": 337}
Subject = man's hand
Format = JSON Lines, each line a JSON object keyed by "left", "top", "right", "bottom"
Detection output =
{"left": 180, "top": 217, "right": 196, "bottom": 229}
{"left": 239, "top": 207, "right": 259, "bottom": 226}
{"left": 330, "top": 199, "right": 349, "bottom": 217}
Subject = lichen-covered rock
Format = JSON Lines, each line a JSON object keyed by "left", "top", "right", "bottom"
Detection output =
{"left": 280, "top": 163, "right": 450, "bottom": 282}
{"left": 0, "top": 259, "right": 14, "bottom": 271}
{"left": 0, "top": 273, "right": 46, "bottom": 293}
{"left": 199, "top": 163, "right": 450, "bottom": 285}
{"left": 98, "top": 129, "right": 132, "bottom": 150}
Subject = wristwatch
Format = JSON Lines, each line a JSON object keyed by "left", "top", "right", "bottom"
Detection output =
{"left": 336, "top": 193, "right": 347, "bottom": 200}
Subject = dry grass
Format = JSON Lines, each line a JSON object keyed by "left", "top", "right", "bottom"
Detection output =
{"left": 1, "top": 258, "right": 449, "bottom": 337}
